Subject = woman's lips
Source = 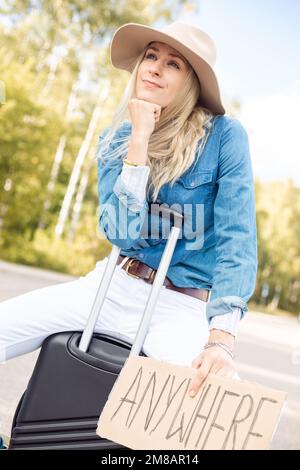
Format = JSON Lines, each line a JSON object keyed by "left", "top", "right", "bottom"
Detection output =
{"left": 143, "top": 80, "right": 161, "bottom": 88}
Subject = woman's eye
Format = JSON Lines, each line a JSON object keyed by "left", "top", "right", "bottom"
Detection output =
{"left": 145, "top": 53, "right": 180, "bottom": 69}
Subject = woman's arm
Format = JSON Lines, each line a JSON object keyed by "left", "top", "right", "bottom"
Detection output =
{"left": 189, "top": 117, "right": 258, "bottom": 397}
{"left": 97, "top": 127, "right": 150, "bottom": 249}
{"left": 206, "top": 117, "right": 258, "bottom": 322}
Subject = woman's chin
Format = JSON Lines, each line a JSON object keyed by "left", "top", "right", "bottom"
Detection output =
{"left": 136, "top": 91, "right": 160, "bottom": 104}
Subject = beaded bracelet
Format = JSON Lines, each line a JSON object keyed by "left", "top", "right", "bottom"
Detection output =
{"left": 204, "top": 341, "right": 235, "bottom": 359}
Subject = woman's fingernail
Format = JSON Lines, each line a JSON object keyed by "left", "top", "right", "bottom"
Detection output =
{"left": 189, "top": 390, "right": 195, "bottom": 397}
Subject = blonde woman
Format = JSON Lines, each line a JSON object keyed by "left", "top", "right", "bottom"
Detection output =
{"left": 0, "top": 22, "right": 257, "bottom": 411}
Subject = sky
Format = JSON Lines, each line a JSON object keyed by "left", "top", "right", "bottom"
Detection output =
{"left": 173, "top": 0, "right": 300, "bottom": 187}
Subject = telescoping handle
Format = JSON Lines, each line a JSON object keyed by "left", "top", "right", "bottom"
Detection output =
{"left": 78, "top": 206, "right": 183, "bottom": 354}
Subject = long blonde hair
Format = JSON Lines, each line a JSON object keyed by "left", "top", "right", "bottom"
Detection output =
{"left": 98, "top": 42, "right": 215, "bottom": 202}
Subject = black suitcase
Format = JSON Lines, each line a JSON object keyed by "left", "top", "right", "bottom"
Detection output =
{"left": 8, "top": 207, "right": 183, "bottom": 450}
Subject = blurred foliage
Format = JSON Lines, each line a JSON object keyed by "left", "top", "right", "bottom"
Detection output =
{"left": 0, "top": 228, "right": 111, "bottom": 276}
{"left": 251, "top": 179, "right": 300, "bottom": 315}
{"left": 0, "top": 1, "right": 299, "bottom": 316}
{"left": 0, "top": 0, "right": 191, "bottom": 266}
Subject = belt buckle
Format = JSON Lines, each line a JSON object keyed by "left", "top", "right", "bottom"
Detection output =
{"left": 145, "top": 269, "right": 156, "bottom": 284}
{"left": 124, "top": 259, "right": 140, "bottom": 279}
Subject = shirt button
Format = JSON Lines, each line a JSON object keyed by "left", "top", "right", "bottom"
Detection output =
{"left": 190, "top": 181, "right": 195, "bottom": 187}
{"left": 139, "top": 253, "right": 144, "bottom": 259}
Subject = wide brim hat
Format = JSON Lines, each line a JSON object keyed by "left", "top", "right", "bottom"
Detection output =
{"left": 110, "top": 21, "right": 226, "bottom": 115}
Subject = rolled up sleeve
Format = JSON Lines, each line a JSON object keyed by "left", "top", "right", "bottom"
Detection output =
{"left": 118, "top": 163, "right": 150, "bottom": 209}
{"left": 209, "top": 307, "right": 242, "bottom": 337}
{"left": 206, "top": 118, "right": 258, "bottom": 322}
{"left": 97, "top": 127, "right": 150, "bottom": 249}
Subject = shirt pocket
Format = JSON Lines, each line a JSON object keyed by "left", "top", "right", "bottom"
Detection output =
{"left": 176, "top": 169, "right": 214, "bottom": 204}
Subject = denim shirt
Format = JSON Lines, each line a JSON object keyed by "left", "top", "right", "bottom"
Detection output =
{"left": 96, "top": 115, "right": 258, "bottom": 323}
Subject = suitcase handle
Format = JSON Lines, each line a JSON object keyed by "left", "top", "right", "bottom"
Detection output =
{"left": 78, "top": 206, "right": 183, "bottom": 354}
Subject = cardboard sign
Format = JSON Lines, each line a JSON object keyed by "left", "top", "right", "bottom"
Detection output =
{"left": 96, "top": 356, "right": 286, "bottom": 450}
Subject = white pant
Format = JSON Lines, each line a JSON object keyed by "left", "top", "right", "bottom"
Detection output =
{"left": 0, "top": 257, "right": 210, "bottom": 367}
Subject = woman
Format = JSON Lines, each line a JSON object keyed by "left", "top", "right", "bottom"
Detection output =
{"left": 0, "top": 22, "right": 257, "bottom": 409}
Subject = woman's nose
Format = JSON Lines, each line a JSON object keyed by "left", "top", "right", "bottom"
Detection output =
{"left": 149, "top": 63, "right": 162, "bottom": 74}
{"left": 149, "top": 70, "right": 160, "bottom": 77}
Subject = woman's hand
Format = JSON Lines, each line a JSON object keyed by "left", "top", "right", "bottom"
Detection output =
{"left": 189, "top": 329, "right": 237, "bottom": 398}
{"left": 128, "top": 98, "right": 161, "bottom": 140}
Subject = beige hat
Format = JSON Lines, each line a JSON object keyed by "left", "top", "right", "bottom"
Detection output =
{"left": 110, "top": 21, "right": 225, "bottom": 115}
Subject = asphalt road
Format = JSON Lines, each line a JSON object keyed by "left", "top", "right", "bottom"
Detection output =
{"left": 0, "top": 259, "right": 299, "bottom": 449}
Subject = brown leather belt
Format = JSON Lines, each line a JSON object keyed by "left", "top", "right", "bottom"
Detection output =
{"left": 117, "top": 255, "right": 210, "bottom": 303}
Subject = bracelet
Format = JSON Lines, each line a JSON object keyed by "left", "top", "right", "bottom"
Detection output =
{"left": 123, "top": 157, "right": 144, "bottom": 167}
{"left": 204, "top": 342, "right": 235, "bottom": 360}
